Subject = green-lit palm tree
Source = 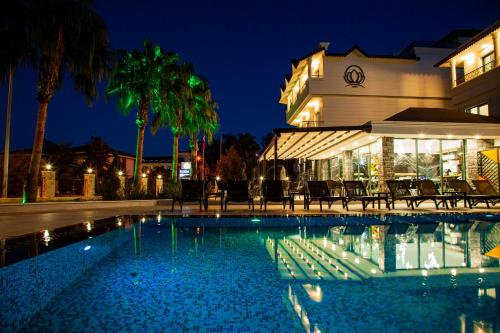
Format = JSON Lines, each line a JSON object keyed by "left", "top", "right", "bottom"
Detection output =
{"left": 0, "top": 0, "right": 32, "bottom": 198}
{"left": 184, "top": 76, "right": 218, "bottom": 179}
{"left": 106, "top": 40, "right": 178, "bottom": 185}
{"left": 21, "top": 0, "right": 111, "bottom": 202}
{"left": 152, "top": 63, "right": 194, "bottom": 183}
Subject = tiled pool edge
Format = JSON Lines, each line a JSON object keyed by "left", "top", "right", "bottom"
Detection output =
{"left": 0, "top": 227, "right": 131, "bottom": 332}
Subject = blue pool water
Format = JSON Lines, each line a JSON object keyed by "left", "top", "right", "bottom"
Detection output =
{"left": 1, "top": 214, "right": 499, "bottom": 332}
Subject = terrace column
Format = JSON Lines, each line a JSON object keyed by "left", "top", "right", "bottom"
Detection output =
{"left": 156, "top": 176, "right": 163, "bottom": 197}
{"left": 466, "top": 139, "right": 493, "bottom": 183}
{"left": 378, "top": 137, "right": 394, "bottom": 192}
{"left": 342, "top": 150, "right": 353, "bottom": 180}
{"left": 450, "top": 59, "right": 457, "bottom": 88}
{"left": 40, "top": 170, "right": 55, "bottom": 199}
{"left": 83, "top": 173, "right": 95, "bottom": 198}
{"left": 492, "top": 32, "right": 500, "bottom": 67}
{"left": 378, "top": 226, "right": 396, "bottom": 272}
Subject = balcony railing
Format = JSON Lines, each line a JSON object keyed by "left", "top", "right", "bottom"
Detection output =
{"left": 300, "top": 121, "right": 324, "bottom": 128}
{"left": 455, "top": 59, "right": 497, "bottom": 86}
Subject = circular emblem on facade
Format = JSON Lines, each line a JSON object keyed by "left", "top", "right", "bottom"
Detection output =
{"left": 344, "top": 65, "right": 365, "bottom": 87}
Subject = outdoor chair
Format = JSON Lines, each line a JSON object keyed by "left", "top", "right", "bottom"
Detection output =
{"left": 414, "top": 179, "right": 467, "bottom": 209}
{"left": 326, "top": 180, "right": 344, "bottom": 196}
{"left": 343, "top": 180, "right": 389, "bottom": 211}
{"left": 224, "top": 180, "right": 254, "bottom": 211}
{"left": 472, "top": 179, "right": 500, "bottom": 207}
{"left": 445, "top": 179, "right": 498, "bottom": 208}
{"left": 204, "top": 179, "right": 224, "bottom": 210}
{"left": 171, "top": 179, "right": 206, "bottom": 212}
{"left": 386, "top": 179, "right": 452, "bottom": 210}
{"left": 260, "top": 180, "right": 293, "bottom": 211}
{"left": 385, "top": 180, "right": 418, "bottom": 209}
{"left": 305, "top": 181, "right": 347, "bottom": 211}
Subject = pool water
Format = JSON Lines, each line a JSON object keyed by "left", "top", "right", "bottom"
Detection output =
{"left": 1, "top": 214, "right": 499, "bottom": 332}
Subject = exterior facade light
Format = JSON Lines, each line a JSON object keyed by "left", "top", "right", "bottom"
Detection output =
{"left": 216, "top": 176, "right": 220, "bottom": 181}
{"left": 87, "top": 168, "right": 93, "bottom": 174}
{"left": 142, "top": 173, "right": 147, "bottom": 178}
{"left": 260, "top": 176, "right": 264, "bottom": 180}
{"left": 118, "top": 171, "right": 123, "bottom": 176}
{"left": 45, "top": 164, "right": 52, "bottom": 171}
{"left": 196, "top": 156, "right": 201, "bottom": 161}
{"left": 157, "top": 174, "right": 162, "bottom": 179}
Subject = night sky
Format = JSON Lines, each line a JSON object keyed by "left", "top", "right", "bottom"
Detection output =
{"left": 1, "top": 0, "right": 499, "bottom": 156}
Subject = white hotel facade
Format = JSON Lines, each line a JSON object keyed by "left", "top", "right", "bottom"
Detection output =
{"left": 261, "top": 21, "right": 500, "bottom": 191}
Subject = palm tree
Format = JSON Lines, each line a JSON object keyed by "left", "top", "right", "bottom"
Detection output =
{"left": 152, "top": 63, "right": 194, "bottom": 184}
{"left": 0, "top": 0, "right": 32, "bottom": 197}
{"left": 20, "top": 0, "right": 111, "bottom": 202}
{"left": 107, "top": 41, "right": 178, "bottom": 185}
{"left": 184, "top": 76, "right": 218, "bottom": 179}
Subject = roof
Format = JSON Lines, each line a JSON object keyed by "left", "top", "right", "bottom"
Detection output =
{"left": 435, "top": 20, "right": 500, "bottom": 67}
{"left": 385, "top": 107, "right": 500, "bottom": 123}
{"left": 326, "top": 45, "right": 419, "bottom": 60}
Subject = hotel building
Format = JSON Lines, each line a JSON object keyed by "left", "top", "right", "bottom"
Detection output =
{"left": 261, "top": 21, "right": 500, "bottom": 191}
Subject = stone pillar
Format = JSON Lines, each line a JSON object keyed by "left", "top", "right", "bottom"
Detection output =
{"left": 342, "top": 150, "right": 353, "bottom": 180}
{"left": 140, "top": 175, "right": 148, "bottom": 193}
{"left": 378, "top": 137, "right": 395, "bottom": 192}
{"left": 378, "top": 226, "right": 396, "bottom": 272}
{"left": 466, "top": 139, "right": 493, "bottom": 183}
{"left": 451, "top": 59, "right": 457, "bottom": 88}
{"left": 40, "top": 170, "right": 55, "bottom": 199}
{"left": 83, "top": 173, "right": 95, "bottom": 198}
{"left": 117, "top": 174, "right": 126, "bottom": 198}
{"left": 156, "top": 176, "right": 163, "bottom": 196}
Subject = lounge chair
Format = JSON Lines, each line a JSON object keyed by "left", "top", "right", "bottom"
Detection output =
{"left": 224, "top": 180, "right": 254, "bottom": 211}
{"left": 445, "top": 179, "right": 497, "bottom": 208}
{"left": 305, "top": 181, "right": 347, "bottom": 211}
{"left": 414, "top": 180, "right": 466, "bottom": 209}
{"left": 385, "top": 180, "right": 418, "bottom": 209}
{"left": 472, "top": 179, "right": 500, "bottom": 207}
{"left": 343, "top": 180, "right": 389, "bottom": 211}
{"left": 260, "top": 180, "right": 293, "bottom": 211}
{"left": 171, "top": 179, "right": 206, "bottom": 212}
{"left": 204, "top": 179, "right": 225, "bottom": 210}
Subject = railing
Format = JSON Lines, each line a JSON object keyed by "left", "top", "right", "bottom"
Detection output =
{"left": 455, "top": 59, "right": 497, "bottom": 86}
{"left": 477, "top": 148, "right": 500, "bottom": 192}
{"left": 300, "top": 121, "right": 324, "bottom": 128}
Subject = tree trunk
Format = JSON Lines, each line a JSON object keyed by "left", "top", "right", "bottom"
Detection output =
{"left": 190, "top": 133, "right": 198, "bottom": 179}
{"left": 24, "top": 101, "right": 49, "bottom": 202}
{"left": 2, "top": 67, "right": 13, "bottom": 198}
{"left": 133, "top": 100, "right": 149, "bottom": 185}
{"left": 171, "top": 133, "right": 180, "bottom": 183}
{"left": 23, "top": 27, "right": 64, "bottom": 203}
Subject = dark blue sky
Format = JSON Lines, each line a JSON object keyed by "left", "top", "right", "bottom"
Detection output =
{"left": 1, "top": 0, "right": 499, "bottom": 156}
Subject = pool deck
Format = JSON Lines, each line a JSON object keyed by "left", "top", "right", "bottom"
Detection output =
{"left": 1, "top": 199, "right": 499, "bottom": 239}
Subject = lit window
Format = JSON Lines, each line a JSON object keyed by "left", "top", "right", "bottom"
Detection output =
{"left": 482, "top": 52, "right": 494, "bottom": 72}
{"left": 465, "top": 103, "right": 489, "bottom": 116}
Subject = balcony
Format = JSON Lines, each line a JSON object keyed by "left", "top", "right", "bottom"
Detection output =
{"left": 286, "top": 80, "right": 310, "bottom": 121}
{"left": 455, "top": 59, "right": 497, "bottom": 86}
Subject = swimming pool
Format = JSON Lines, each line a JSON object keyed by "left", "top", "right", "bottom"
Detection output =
{"left": 1, "top": 214, "right": 499, "bottom": 332}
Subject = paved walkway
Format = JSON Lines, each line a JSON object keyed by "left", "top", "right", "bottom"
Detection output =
{"left": 1, "top": 199, "right": 499, "bottom": 239}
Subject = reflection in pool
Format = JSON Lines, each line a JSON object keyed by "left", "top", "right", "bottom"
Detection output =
{"left": 0, "top": 214, "right": 499, "bottom": 332}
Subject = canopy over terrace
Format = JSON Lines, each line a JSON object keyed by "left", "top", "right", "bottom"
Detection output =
{"left": 260, "top": 108, "right": 500, "bottom": 182}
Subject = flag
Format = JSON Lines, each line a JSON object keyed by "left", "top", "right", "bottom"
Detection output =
{"left": 202, "top": 135, "right": 207, "bottom": 152}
